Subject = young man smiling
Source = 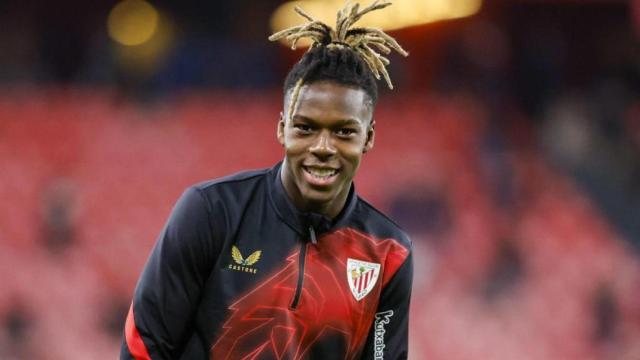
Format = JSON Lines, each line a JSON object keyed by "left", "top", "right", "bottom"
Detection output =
{"left": 121, "top": 2, "right": 413, "bottom": 359}
{"left": 279, "top": 81, "right": 374, "bottom": 219}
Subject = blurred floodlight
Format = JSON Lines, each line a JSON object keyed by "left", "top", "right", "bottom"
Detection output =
{"left": 108, "top": 0, "right": 159, "bottom": 46}
{"left": 109, "top": 2, "right": 175, "bottom": 77}
{"left": 270, "top": 0, "right": 481, "bottom": 47}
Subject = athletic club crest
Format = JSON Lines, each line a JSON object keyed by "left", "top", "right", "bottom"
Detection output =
{"left": 347, "top": 258, "right": 381, "bottom": 301}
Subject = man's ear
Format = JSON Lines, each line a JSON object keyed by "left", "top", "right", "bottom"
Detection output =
{"left": 363, "top": 119, "right": 375, "bottom": 153}
{"left": 277, "top": 112, "right": 285, "bottom": 146}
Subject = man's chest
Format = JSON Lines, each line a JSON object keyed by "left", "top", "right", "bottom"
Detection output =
{"left": 198, "top": 227, "right": 393, "bottom": 359}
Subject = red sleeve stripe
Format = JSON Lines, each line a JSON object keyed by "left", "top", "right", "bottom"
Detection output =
{"left": 125, "top": 303, "right": 152, "bottom": 360}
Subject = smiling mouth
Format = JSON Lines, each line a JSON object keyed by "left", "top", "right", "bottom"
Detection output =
{"left": 303, "top": 166, "right": 339, "bottom": 180}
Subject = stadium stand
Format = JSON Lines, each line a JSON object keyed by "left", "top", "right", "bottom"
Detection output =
{"left": 1, "top": 90, "right": 639, "bottom": 359}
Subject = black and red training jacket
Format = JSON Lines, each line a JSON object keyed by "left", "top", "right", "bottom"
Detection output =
{"left": 121, "top": 162, "right": 413, "bottom": 359}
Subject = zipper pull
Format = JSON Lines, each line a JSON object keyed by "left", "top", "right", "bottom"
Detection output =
{"left": 308, "top": 226, "right": 317, "bottom": 244}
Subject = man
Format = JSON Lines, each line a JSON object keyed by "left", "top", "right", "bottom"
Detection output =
{"left": 121, "top": 1, "right": 413, "bottom": 359}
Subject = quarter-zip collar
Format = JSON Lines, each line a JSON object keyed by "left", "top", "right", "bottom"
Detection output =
{"left": 267, "top": 162, "right": 357, "bottom": 243}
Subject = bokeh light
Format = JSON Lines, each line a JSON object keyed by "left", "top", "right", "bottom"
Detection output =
{"left": 270, "top": 0, "right": 482, "bottom": 47}
{"left": 107, "top": 0, "right": 159, "bottom": 46}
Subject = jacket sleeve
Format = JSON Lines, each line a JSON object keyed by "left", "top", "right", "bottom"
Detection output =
{"left": 360, "top": 247, "right": 414, "bottom": 360}
{"left": 121, "top": 186, "right": 224, "bottom": 360}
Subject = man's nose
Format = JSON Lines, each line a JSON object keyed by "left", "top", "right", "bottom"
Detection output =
{"left": 309, "top": 131, "right": 337, "bottom": 158}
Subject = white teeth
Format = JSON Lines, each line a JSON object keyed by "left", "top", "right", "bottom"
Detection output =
{"left": 306, "top": 167, "right": 337, "bottom": 178}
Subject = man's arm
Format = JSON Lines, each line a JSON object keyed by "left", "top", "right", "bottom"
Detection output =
{"left": 361, "top": 249, "right": 414, "bottom": 360}
{"left": 121, "top": 186, "right": 223, "bottom": 359}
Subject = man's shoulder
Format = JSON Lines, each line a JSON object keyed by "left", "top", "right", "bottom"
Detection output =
{"left": 353, "top": 196, "right": 412, "bottom": 249}
{"left": 181, "top": 166, "right": 274, "bottom": 216}
{"left": 179, "top": 166, "right": 274, "bottom": 222}
{"left": 192, "top": 167, "right": 271, "bottom": 193}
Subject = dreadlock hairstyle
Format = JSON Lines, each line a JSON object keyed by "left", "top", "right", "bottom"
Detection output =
{"left": 269, "top": 1, "right": 408, "bottom": 121}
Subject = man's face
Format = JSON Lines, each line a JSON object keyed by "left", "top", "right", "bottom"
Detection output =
{"left": 277, "top": 81, "right": 375, "bottom": 218}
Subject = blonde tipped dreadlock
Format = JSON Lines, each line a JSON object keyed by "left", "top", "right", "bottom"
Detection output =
{"left": 269, "top": 1, "right": 408, "bottom": 90}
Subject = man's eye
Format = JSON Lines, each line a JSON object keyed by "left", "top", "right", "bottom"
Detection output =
{"left": 337, "top": 128, "right": 356, "bottom": 136}
{"left": 294, "top": 124, "right": 313, "bottom": 133}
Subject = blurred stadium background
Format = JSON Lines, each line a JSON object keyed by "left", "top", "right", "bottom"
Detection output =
{"left": 1, "top": 0, "right": 640, "bottom": 358}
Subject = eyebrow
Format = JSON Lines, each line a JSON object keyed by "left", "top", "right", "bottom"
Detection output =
{"left": 292, "top": 115, "right": 362, "bottom": 127}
